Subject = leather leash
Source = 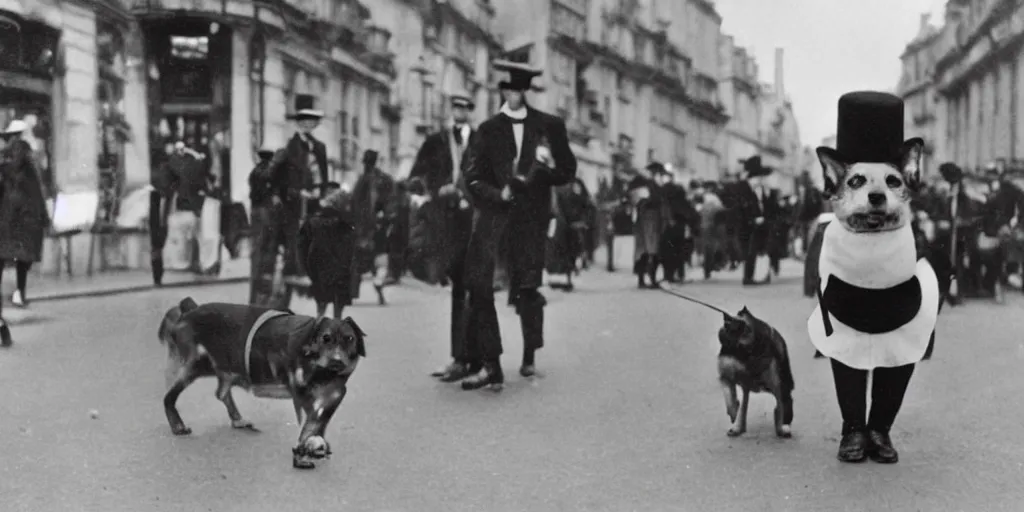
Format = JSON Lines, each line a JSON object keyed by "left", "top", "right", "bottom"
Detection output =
{"left": 656, "top": 281, "right": 732, "bottom": 316}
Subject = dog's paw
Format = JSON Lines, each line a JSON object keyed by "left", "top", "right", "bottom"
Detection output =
{"left": 231, "top": 419, "right": 259, "bottom": 432}
{"left": 727, "top": 426, "right": 745, "bottom": 437}
{"left": 726, "top": 404, "right": 738, "bottom": 423}
{"left": 303, "top": 435, "right": 329, "bottom": 459}
{"left": 777, "top": 425, "right": 793, "bottom": 438}
{"left": 170, "top": 425, "right": 192, "bottom": 436}
{"left": 292, "top": 454, "right": 316, "bottom": 469}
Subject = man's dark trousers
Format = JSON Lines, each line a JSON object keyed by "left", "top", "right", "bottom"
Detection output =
{"left": 148, "top": 190, "right": 170, "bottom": 285}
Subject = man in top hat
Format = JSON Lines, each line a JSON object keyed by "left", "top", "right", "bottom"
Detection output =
{"left": 410, "top": 91, "right": 484, "bottom": 381}
{"left": 351, "top": 149, "right": 396, "bottom": 305}
{"left": 248, "top": 146, "right": 280, "bottom": 305}
{"left": 269, "top": 94, "right": 329, "bottom": 280}
{"left": 457, "top": 59, "right": 577, "bottom": 390}
{"left": 808, "top": 91, "right": 947, "bottom": 464}
{"left": 735, "top": 155, "right": 778, "bottom": 285}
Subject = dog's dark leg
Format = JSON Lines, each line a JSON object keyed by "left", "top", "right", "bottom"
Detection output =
{"left": 728, "top": 386, "right": 750, "bottom": 437}
{"left": 297, "top": 381, "right": 347, "bottom": 454}
{"left": 164, "top": 362, "right": 201, "bottom": 436}
{"left": 215, "top": 375, "right": 258, "bottom": 431}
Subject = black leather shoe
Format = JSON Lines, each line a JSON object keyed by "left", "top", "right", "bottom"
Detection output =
{"left": 866, "top": 429, "right": 899, "bottom": 463}
{"left": 0, "top": 319, "right": 11, "bottom": 347}
{"left": 430, "top": 361, "right": 458, "bottom": 378}
{"left": 438, "top": 362, "right": 480, "bottom": 383}
{"left": 519, "top": 365, "right": 536, "bottom": 377}
{"left": 837, "top": 430, "right": 868, "bottom": 463}
{"left": 461, "top": 363, "right": 504, "bottom": 391}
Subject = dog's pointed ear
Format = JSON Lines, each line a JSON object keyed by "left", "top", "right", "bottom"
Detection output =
{"left": 179, "top": 297, "right": 199, "bottom": 313}
{"left": 816, "top": 147, "right": 846, "bottom": 199}
{"left": 900, "top": 137, "right": 925, "bottom": 191}
{"left": 722, "top": 312, "right": 732, "bottom": 323}
{"left": 739, "top": 306, "right": 750, "bottom": 316}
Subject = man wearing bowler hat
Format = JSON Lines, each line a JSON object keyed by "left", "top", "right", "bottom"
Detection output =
{"left": 409, "top": 91, "right": 482, "bottom": 381}
{"left": 457, "top": 60, "right": 577, "bottom": 391}
{"left": 269, "top": 94, "right": 329, "bottom": 281}
{"left": 735, "top": 155, "right": 777, "bottom": 285}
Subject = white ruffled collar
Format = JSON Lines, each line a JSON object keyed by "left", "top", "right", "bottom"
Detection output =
{"left": 499, "top": 102, "right": 527, "bottom": 120}
{"left": 822, "top": 222, "right": 917, "bottom": 289}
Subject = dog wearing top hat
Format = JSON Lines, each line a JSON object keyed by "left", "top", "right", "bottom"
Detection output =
{"left": 809, "top": 91, "right": 944, "bottom": 464}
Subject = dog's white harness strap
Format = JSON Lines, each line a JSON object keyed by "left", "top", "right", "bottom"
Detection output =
{"left": 244, "top": 310, "right": 291, "bottom": 380}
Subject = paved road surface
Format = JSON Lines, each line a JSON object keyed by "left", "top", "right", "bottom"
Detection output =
{"left": 1, "top": 263, "right": 1022, "bottom": 511}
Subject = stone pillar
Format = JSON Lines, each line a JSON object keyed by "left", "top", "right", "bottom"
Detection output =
{"left": 122, "top": 23, "right": 149, "bottom": 191}
{"left": 968, "top": 79, "right": 980, "bottom": 168}
{"left": 230, "top": 27, "right": 251, "bottom": 206}
{"left": 57, "top": 3, "right": 98, "bottom": 192}
{"left": 1015, "top": 49, "right": 1024, "bottom": 158}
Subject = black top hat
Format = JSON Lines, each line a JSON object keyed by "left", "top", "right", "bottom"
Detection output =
{"left": 449, "top": 91, "right": 475, "bottom": 110}
{"left": 256, "top": 146, "right": 275, "bottom": 158}
{"left": 938, "top": 162, "right": 963, "bottom": 184}
{"left": 831, "top": 91, "right": 905, "bottom": 165}
{"left": 290, "top": 94, "right": 324, "bottom": 120}
{"left": 494, "top": 60, "right": 542, "bottom": 91}
{"left": 742, "top": 155, "right": 772, "bottom": 177}
{"left": 362, "top": 149, "right": 379, "bottom": 166}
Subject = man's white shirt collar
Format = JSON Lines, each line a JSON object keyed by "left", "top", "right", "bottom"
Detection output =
{"left": 500, "top": 102, "right": 527, "bottom": 120}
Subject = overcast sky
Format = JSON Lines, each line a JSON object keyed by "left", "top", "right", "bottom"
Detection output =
{"left": 715, "top": 0, "right": 948, "bottom": 147}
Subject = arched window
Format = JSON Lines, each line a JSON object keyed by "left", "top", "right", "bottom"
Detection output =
{"left": 249, "top": 29, "right": 266, "bottom": 154}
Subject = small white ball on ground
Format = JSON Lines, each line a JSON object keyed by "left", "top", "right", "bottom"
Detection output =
{"left": 89, "top": 409, "right": 99, "bottom": 419}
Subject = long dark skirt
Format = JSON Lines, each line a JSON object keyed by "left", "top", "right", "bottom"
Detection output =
{"left": 249, "top": 205, "right": 288, "bottom": 307}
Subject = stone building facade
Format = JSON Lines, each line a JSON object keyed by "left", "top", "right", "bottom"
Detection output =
{"left": 372, "top": 0, "right": 501, "bottom": 178}
{"left": 929, "top": 0, "right": 1024, "bottom": 173}
{"left": 493, "top": 0, "right": 729, "bottom": 191}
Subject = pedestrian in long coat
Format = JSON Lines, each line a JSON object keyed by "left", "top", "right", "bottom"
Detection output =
{"left": 545, "top": 178, "right": 590, "bottom": 288}
{"left": 458, "top": 60, "right": 577, "bottom": 390}
{"left": 248, "top": 147, "right": 280, "bottom": 306}
{"left": 734, "top": 156, "right": 778, "bottom": 285}
{"left": 268, "top": 94, "right": 329, "bottom": 279}
{"left": 408, "top": 93, "right": 476, "bottom": 288}
{"left": 629, "top": 163, "right": 669, "bottom": 288}
{"left": 297, "top": 185, "right": 356, "bottom": 318}
{"left": 0, "top": 121, "right": 48, "bottom": 307}
{"left": 351, "top": 149, "right": 396, "bottom": 305}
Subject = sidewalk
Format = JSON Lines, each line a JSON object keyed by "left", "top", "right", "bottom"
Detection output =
{"left": 3, "top": 258, "right": 250, "bottom": 304}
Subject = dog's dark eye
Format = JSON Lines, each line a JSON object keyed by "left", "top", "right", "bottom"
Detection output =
{"left": 320, "top": 334, "right": 332, "bottom": 344}
{"left": 886, "top": 176, "right": 903, "bottom": 188}
{"left": 846, "top": 175, "right": 866, "bottom": 188}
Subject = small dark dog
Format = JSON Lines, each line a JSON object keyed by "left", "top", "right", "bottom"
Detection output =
{"left": 158, "top": 297, "right": 366, "bottom": 469}
{"left": 717, "top": 307, "right": 794, "bottom": 438}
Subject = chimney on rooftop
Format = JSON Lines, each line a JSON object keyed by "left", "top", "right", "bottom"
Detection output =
{"left": 774, "top": 47, "right": 784, "bottom": 100}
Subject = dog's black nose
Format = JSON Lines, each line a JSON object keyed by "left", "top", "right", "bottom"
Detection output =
{"left": 868, "top": 192, "right": 886, "bottom": 206}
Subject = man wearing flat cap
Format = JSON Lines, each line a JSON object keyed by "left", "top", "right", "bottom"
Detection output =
{"left": 410, "top": 91, "right": 483, "bottom": 381}
{"left": 457, "top": 59, "right": 578, "bottom": 390}
{"left": 269, "top": 94, "right": 329, "bottom": 282}
{"left": 735, "top": 155, "right": 778, "bottom": 285}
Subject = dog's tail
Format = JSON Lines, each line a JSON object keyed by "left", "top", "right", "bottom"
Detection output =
{"left": 158, "top": 297, "right": 199, "bottom": 345}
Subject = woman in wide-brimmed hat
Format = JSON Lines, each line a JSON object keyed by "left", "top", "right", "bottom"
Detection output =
{"left": 0, "top": 119, "right": 50, "bottom": 346}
